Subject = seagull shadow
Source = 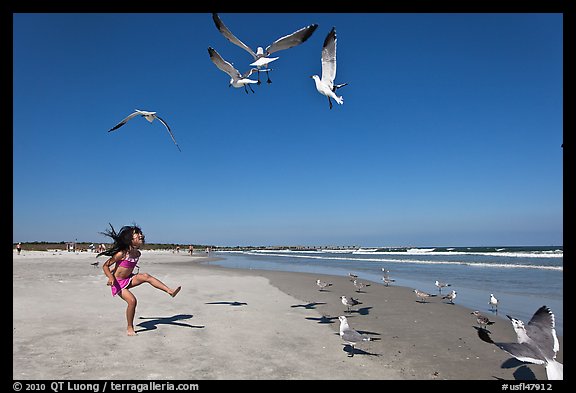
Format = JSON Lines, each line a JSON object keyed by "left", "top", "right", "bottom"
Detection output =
{"left": 357, "top": 330, "right": 381, "bottom": 337}
{"left": 473, "top": 326, "right": 493, "bottom": 337}
{"left": 496, "top": 359, "right": 538, "bottom": 380}
{"left": 135, "top": 314, "right": 204, "bottom": 333}
{"left": 511, "top": 365, "right": 537, "bottom": 380}
{"left": 305, "top": 315, "right": 339, "bottom": 324}
{"left": 349, "top": 306, "right": 372, "bottom": 315}
{"left": 205, "top": 301, "right": 247, "bottom": 306}
{"left": 342, "top": 345, "right": 380, "bottom": 357}
{"left": 291, "top": 302, "right": 326, "bottom": 309}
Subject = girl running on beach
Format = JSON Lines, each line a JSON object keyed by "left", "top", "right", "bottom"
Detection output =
{"left": 98, "top": 224, "right": 181, "bottom": 336}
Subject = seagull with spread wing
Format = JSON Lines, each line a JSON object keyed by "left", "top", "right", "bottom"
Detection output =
{"left": 108, "top": 109, "right": 181, "bottom": 152}
{"left": 310, "top": 27, "right": 347, "bottom": 109}
{"left": 212, "top": 13, "right": 318, "bottom": 84}
{"left": 208, "top": 47, "right": 260, "bottom": 94}
{"left": 476, "top": 305, "right": 562, "bottom": 380}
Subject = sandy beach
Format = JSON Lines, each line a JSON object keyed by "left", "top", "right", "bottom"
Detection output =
{"left": 13, "top": 251, "right": 562, "bottom": 380}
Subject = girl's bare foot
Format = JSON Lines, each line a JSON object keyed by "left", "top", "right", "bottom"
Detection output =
{"left": 170, "top": 286, "right": 181, "bottom": 298}
{"left": 127, "top": 328, "right": 138, "bottom": 336}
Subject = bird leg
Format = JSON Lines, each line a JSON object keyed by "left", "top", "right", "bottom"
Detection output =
{"left": 248, "top": 84, "right": 255, "bottom": 93}
{"left": 328, "top": 97, "right": 333, "bottom": 110}
{"left": 266, "top": 70, "right": 272, "bottom": 84}
{"left": 256, "top": 70, "right": 262, "bottom": 85}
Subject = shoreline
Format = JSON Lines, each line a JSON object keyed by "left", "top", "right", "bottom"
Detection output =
{"left": 206, "top": 250, "right": 563, "bottom": 336}
{"left": 13, "top": 251, "right": 562, "bottom": 380}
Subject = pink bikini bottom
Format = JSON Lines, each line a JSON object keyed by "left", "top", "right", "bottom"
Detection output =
{"left": 111, "top": 274, "right": 135, "bottom": 297}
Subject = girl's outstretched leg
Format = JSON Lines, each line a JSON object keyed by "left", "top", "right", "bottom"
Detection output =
{"left": 130, "top": 273, "right": 181, "bottom": 297}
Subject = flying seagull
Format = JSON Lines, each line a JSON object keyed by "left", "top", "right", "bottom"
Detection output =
{"left": 208, "top": 47, "right": 260, "bottom": 94}
{"left": 108, "top": 109, "right": 181, "bottom": 152}
{"left": 476, "top": 305, "right": 562, "bottom": 380}
{"left": 338, "top": 316, "right": 372, "bottom": 357}
{"left": 212, "top": 13, "right": 318, "bottom": 84}
{"left": 310, "top": 27, "right": 347, "bottom": 109}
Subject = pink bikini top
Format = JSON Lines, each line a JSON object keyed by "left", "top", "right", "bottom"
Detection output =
{"left": 118, "top": 255, "right": 139, "bottom": 269}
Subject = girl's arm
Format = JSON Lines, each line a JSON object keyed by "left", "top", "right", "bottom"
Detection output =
{"left": 102, "top": 252, "right": 123, "bottom": 286}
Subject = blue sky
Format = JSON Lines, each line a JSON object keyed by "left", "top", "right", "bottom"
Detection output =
{"left": 12, "top": 13, "right": 563, "bottom": 247}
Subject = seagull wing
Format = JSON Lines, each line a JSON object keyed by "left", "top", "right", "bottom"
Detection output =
{"left": 525, "top": 306, "right": 560, "bottom": 358}
{"left": 153, "top": 115, "right": 181, "bottom": 152}
{"left": 265, "top": 24, "right": 318, "bottom": 55}
{"left": 208, "top": 47, "right": 241, "bottom": 79}
{"left": 494, "top": 342, "right": 547, "bottom": 365}
{"left": 341, "top": 328, "right": 370, "bottom": 343}
{"left": 475, "top": 328, "right": 550, "bottom": 368}
{"left": 320, "top": 27, "right": 337, "bottom": 88}
{"left": 212, "top": 13, "right": 258, "bottom": 60}
{"left": 109, "top": 111, "right": 140, "bottom": 132}
{"left": 241, "top": 68, "right": 258, "bottom": 79}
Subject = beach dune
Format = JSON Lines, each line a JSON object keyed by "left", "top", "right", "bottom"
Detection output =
{"left": 13, "top": 251, "right": 562, "bottom": 380}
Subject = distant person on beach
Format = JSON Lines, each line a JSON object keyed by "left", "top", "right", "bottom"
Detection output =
{"left": 97, "top": 224, "right": 181, "bottom": 336}
{"left": 188, "top": 245, "right": 193, "bottom": 255}
{"left": 16, "top": 243, "right": 22, "bottom": 255}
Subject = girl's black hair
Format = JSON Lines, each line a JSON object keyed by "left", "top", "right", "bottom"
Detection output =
{"left": 97, "top": 223, "right": 144, "bottom": 258}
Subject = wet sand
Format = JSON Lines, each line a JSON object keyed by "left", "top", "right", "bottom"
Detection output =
{"left": 13, "top": 251, "right": 562, "bottom": 380}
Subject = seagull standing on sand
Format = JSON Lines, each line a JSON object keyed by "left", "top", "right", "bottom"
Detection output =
{"left": 311, "top": 27, "right": 347, "bottom": 109}
{"left": 338, "top": 316, "right": 372, "bottom": 357}
{"left": 489, "top": 293, "right": 499, "bottom": 313}
{"left": 471, "top": 310, "right": 495, "bottom": 329}
{"left": 208, "top": 47, "right": 260, "bottom": 94}
{"left": 341, "top": 295, "right": 362, "bottom": 313}
{"left": 477, "top": 306, "right": 562, "bottom": 380}
{"left": 435, "top": 280, "right": 451, "bottom": 293}
{"left": 348, "top": 273, "right": 358, "bottom": 281}
{"left": 381, "top": 275, "right": 395, "bottom": 287}
{"left": 316, "top": 279, "right": 332, "bottom": 291}
{"left": 212, "top": 13, "right": 318, "bottom": 84}
{"left": 108, "top": 109, "right": 181, "bottom": 152}
{"left": 353, "top": 279, "right": 370, "bottom": 293}
{"left": 442, "top": 290, "right": 457, "bottom": 304}
{"left": 414, "top": 289, "right": 436, "bottom": 303}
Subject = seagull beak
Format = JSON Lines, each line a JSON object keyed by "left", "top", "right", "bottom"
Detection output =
{"left": 506, "top": 315, "right": 513, "bottom": 321}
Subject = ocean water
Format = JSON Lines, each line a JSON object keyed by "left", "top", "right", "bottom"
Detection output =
{"left": 208, "top": 246, "right": 563, "bottom": 336}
